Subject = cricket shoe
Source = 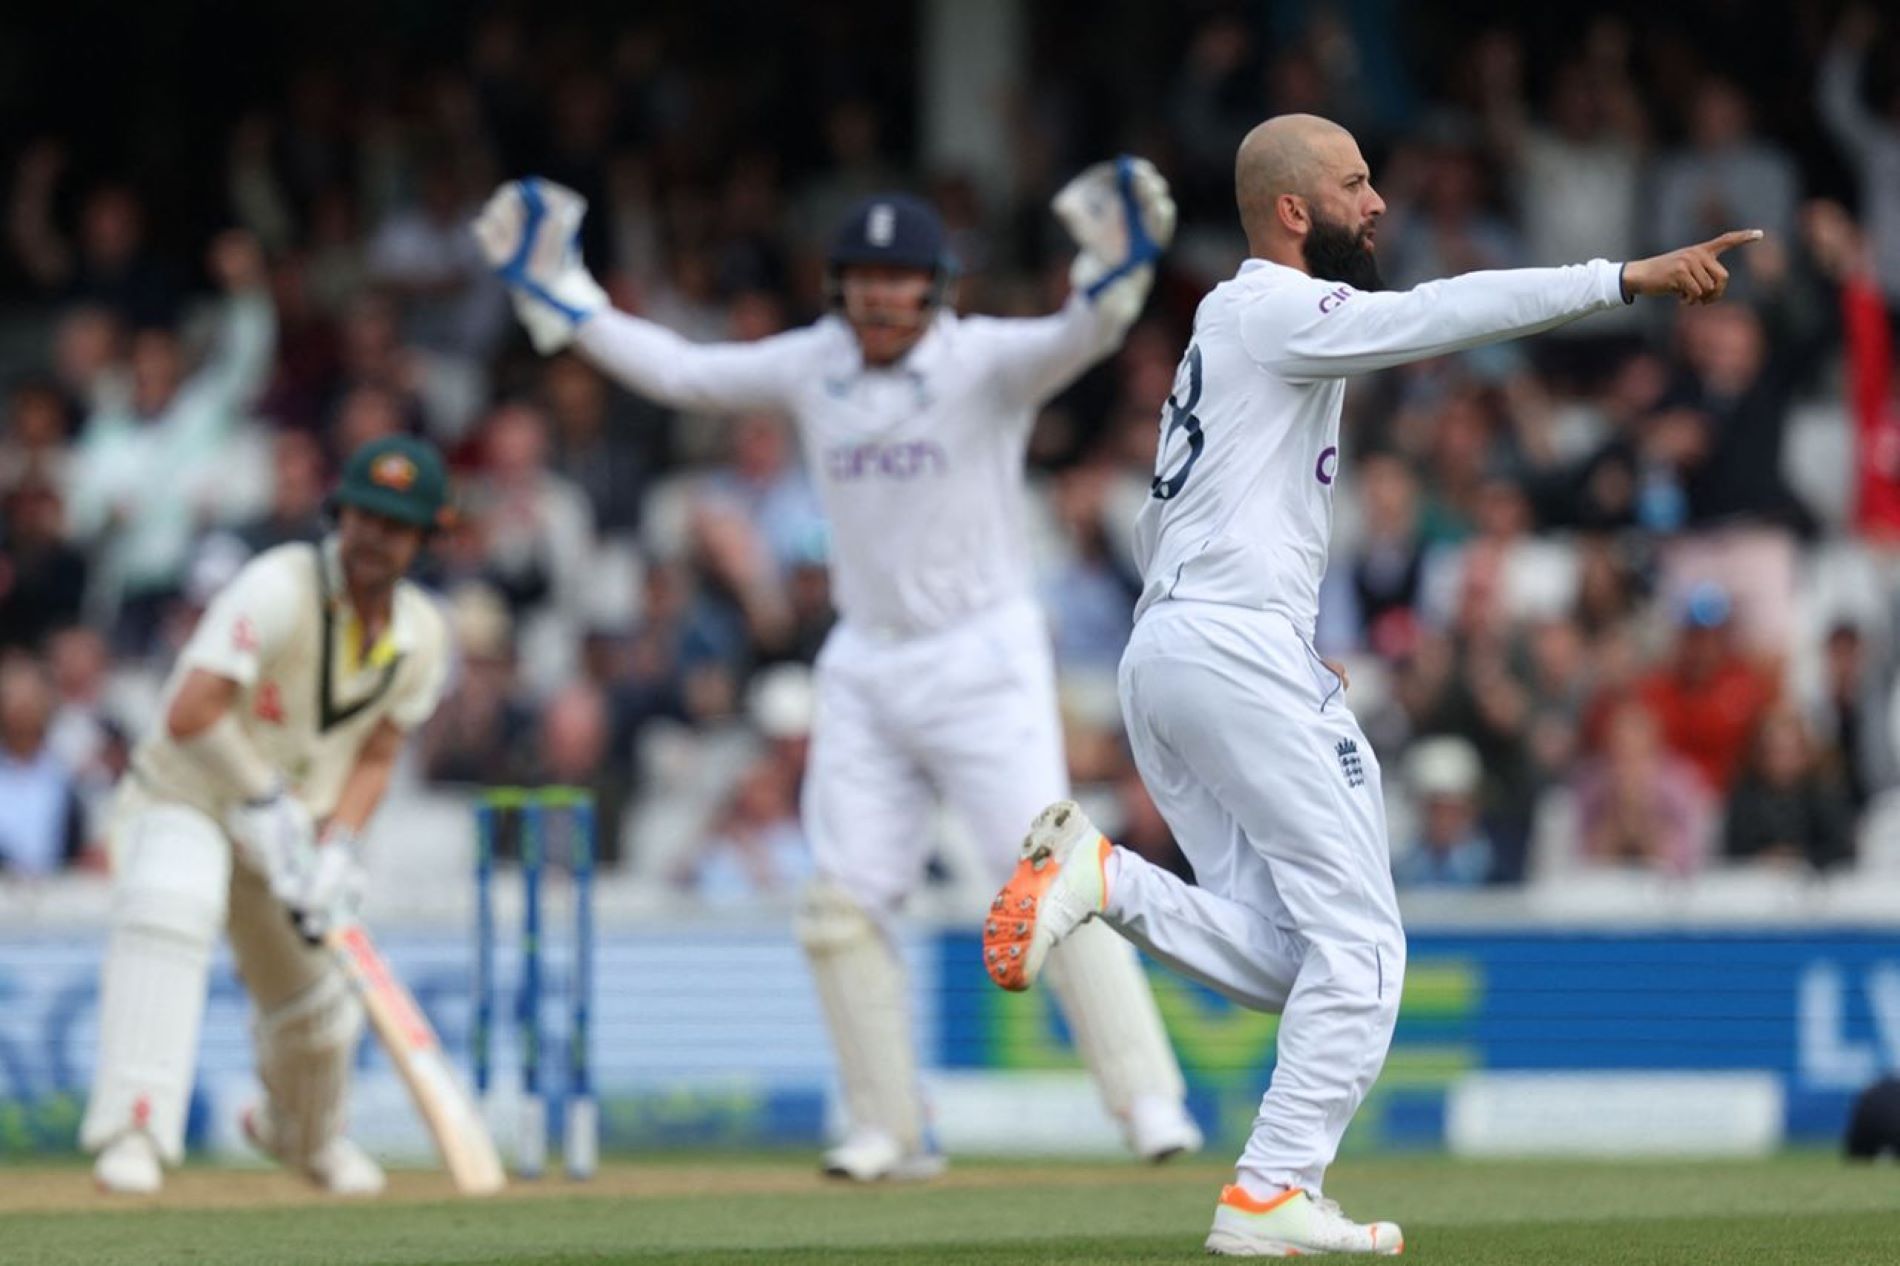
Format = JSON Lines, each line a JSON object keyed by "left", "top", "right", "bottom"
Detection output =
{"left": 93, "top": 1130, "right": 163, "bottom": 1195}
{"left": 984, "top": 800, "right": 1111, "bottom": 991}
{"left": 1127, "top": 1093, "right": 1204, "bottom": 1163}
{"left": 821, "top": 1128, "right": 947, "bottom": 1182}
{"left": 243, "top": 1106, "right": 387, "bottom": 1196}
{"left": 1205, "top": 1185, "right": 1403, "bottom": 1256}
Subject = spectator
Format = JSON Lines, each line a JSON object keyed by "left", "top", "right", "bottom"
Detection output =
{"left": 63, "top": 232, "right": 275, "bottom": 652}
{"left": 471, "top": 401, "right": 596, "bottom": 627}
{"left": 1817, "top": 10, "right": 1900, "bottom": 306}
{"left": 1571, "top": 700, "right": 1714, "bottom": 876}
{"left": 1043, "top": 461, "right": 1139, "bottom": 673}
{"left": 1651, "top": 77, "right": 1798, "bottom": 289}
{"left": 1808, "top": 622, "right": 1894, "bottom": 814}
{"left": 688, "top": 752, "right": 811, "bottom": 902}
{"left": 365, "top": 158, "right": 508, "bottom": 357}
{"left": 8, "top": 149, "right": 181, "bottom": 326}
{"left": 1806, "top": 200, "right": 1900, "bottom": 544}
{"left": 42, "top": 626, "right": 131, "bottom": 849}
{"left": 235, "top": 429, "right": 328, "bottom": 554}
{"left": 1485, "top": 31, "right": 1647, "bottom": 383}
{"left": 1503, "top": 38, "right": 1646, "bottom": 271}
{"left": 524, "top": 681, "right": 629, "bottom": 866}
{"left": 1382, "top": 138, "right": 1522, "bottom": 293}
{"left": 684, "top": 664, "right": 814, "bottom": 901}
{"left": 542, "top": 353, "right": 662, "bottom": 538}
{"left": 695, "top": 412, "right": 825, "bottom": 580}
{"left": 51, "top": 305, "right": 129, "bottom": 416}
{"left": 1645, "top": 300, "right": 1811, "bottom": 654}
{"left": 1394, "top": 736, "right": 1495, "bottom": 887}
{"left": 0, "top": 657, "right": 85, "bottom": 875}
{"left": 0, "top": 481, "right": 88, "bottom": 649}
{"left": 328, "top": 296, "right": 429, "bottom": 443}
{"left": 1628, "top": 582, "right": 1778, "bottom": 795}
{"left": 1344, "top": 451, "right": 1426, "bottom": 659}
{"left": 1724, "top": 706, "right": 1855, "bottom": 872}
{"left": 419, "top": 583, "right": 530, "bottom": 788}
{"left": 0, "top": 379, "right": 74, "bottom": 495}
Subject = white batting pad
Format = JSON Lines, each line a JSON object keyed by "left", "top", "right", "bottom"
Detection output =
{"left": 81, "top": 803, "right": 232, "bottom": 1163}
{"left": 252, "top": 968, "right": 365, "bottom": 1167}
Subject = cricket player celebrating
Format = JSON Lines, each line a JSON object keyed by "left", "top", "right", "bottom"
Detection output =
{"left": 474, "top": 162, "right": 1203, "bottom": 1179}
{"left": 84, "top": 435, "right": 453, "bottom": 1196}
{"left": 984, "top": 114, "right": 1761, "bottom": 1255}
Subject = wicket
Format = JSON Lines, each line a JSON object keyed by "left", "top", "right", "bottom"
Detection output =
{"left": 472, "top": 786, "right": 598, "bottom": 1180}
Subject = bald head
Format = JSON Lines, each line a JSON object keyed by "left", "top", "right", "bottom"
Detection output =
{"left": 1237, "top": 115, "right": 1347, "bottom": 220}
{"left": 1235, "top": 114, "right": 1384, "bottom": 282}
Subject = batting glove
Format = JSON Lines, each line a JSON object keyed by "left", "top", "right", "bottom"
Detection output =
{"left": 225, "top": 786, "right": 318, "bottom": 907}
{"left": 471, "top": 177, "right": 609, "bottom": 354}
{"left": 1053, "top": 156, "right": 1177, "bottom": 325}
{"left": 290, "top": 827, "right": 368, "bottom": 944}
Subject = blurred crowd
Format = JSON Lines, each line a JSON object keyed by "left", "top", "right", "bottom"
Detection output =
{"left": 4, "top": 3, "right": 1900, "bottom": 900}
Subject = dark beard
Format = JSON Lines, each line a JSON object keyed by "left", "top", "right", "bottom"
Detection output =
{"left": 1302, "top": 213, "right": 1383, "bottom": 291}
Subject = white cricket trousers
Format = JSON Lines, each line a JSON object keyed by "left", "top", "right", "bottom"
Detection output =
{"left": 1113, "top": 600, "right": 1405, "bottom": 1196}
{"left": 804, "top": 598, "right": 1068, "bottom": 903}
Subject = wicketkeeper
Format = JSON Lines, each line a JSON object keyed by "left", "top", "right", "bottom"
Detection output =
{"left": 475, "top": 158, "right": 1203, "bottom": 1179}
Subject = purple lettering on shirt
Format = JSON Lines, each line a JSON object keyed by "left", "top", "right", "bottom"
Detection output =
{"left": 1316, "top": 445, "right": 1338, "bottom": 485}
{"left": 825, "top": 441, "right": 948, "bottom": 482}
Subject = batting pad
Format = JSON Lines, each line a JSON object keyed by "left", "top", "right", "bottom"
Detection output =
{"left": 795, "top": 883, "right": 924, "bottom": 1152}
{"left": 252, "top": 967, "right": 366, "bottom": 1167}
{"left": 1042, "top": 919, "right": 1187, "bottom": 1119}
{"left": 80, "top": 803, "right": 232, "bottom": 1163}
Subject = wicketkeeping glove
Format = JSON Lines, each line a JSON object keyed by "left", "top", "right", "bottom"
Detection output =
{"left": 1053, "top": 156, "right": 1177, "bottom": 326}
{"left": 471, "top": 178, "right": 609, "bottom": 354}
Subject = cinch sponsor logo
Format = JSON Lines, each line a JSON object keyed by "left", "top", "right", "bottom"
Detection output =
{"left": 1316, "top": 445, "right": 1338, "bottom": 485}
{"left": 1318, "top": 285, "right": 1353, "bottom": 314}
{"left": 825, "top": 440, "right": 948, "bottom": 481}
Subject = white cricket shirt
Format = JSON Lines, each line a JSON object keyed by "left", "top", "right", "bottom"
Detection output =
{"left": 131, "top": 539, "right": 451, "bottom": 820}
{"left": 1132, "top": 257, "right": 1629, "bottom": 638}
{"left": 577, "top": 297, "right": 1127, "bottom": 639}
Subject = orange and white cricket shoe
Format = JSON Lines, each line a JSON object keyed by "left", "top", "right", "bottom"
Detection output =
{"left": 983, "top": 800, "right": 1112, "bottom": 992}
{"left": 1205, "top": 1184, "right": 1404, "bottom": 1256}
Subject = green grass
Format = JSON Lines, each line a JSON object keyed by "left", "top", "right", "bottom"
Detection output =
{"left": 6, "top": 1153, "right": 1899, "bottom": 1264}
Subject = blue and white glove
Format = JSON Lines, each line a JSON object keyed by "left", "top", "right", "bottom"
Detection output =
{"left": 289, "top": 827, "right": 368, "bottom": 945}
{"left": 1052, "top": 156, "right": 1177, "bottom": 326}
{"left": 471, "top": 178, "right": 609, "bottom": 354}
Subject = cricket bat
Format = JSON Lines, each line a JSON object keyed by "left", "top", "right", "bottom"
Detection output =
{"left": 326, "top": 921, "right": 507, "bottom": 1195}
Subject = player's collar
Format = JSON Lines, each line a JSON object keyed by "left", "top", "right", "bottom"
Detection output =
{"left": 315, "top": 538, "right": 409, "bottom": 730}
{"left": 317, "top": 537, "right": 417, "bottom": 655}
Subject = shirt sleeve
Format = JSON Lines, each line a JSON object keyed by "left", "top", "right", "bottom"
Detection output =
{"left": 177, "top": 550, "right": 305, "bottom": 687}
{"left": 386, "top": 598, "right": 452, "bottom": 732}
{"left": 962, "top": 295, "right": 1128, "bottom": 411}
{"left": 181, "top": 292, "right": 277, "bottom": 422}
{"left": 1241, "top": 260, "right": 1629, "bottom": 383}
{"left": 1817, "top": 44, "right": 1882, "bottom": 166}
{"left": 574, "top": 309, "right": 807, "bottom": 413}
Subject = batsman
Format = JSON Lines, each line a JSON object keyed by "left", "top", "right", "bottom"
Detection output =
{"left": 476, "top": 159, "right": 1202, "bottom": 1178}
{"left": 83, "top": 435, "right": 454, "bottom": 1196}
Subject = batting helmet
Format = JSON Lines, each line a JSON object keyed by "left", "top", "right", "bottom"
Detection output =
{"left": 328, "top": 434, "right": 452, "bottom": 531}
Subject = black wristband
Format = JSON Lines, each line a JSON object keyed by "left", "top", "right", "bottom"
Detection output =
{"left": 1618, "top": 263, "right": 1633, "bottom": 305}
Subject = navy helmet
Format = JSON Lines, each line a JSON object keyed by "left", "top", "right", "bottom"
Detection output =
{"left": 825, "top": 193, "right": 955, "bottom": 309}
